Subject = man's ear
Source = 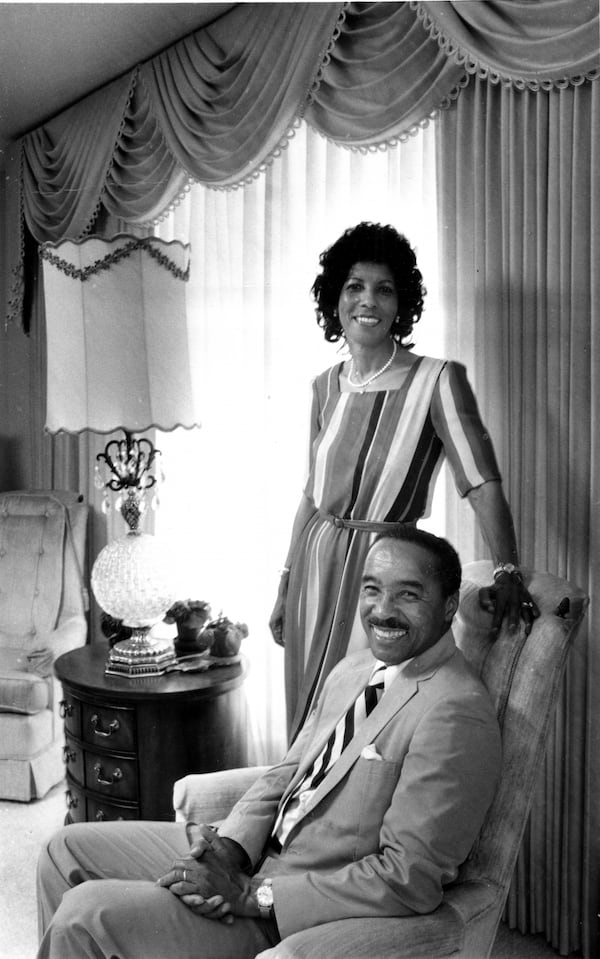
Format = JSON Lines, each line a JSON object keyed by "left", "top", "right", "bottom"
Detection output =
{"left": 445, "top": 591, "right": 460, "bottom": 623}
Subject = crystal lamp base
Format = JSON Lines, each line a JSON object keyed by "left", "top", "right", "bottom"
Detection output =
{"left": 105, "top": 627, "right": 178, "bottom": 677}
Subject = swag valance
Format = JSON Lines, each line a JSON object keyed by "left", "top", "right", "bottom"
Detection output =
{"left": 5, "top": 0, "right": 599, "bottom": 327}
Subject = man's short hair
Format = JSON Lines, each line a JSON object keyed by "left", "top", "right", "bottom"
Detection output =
{"left": 370, "top": 527, "right": 462, "bottom": 597}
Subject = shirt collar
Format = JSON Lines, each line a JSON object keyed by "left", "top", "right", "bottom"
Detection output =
{"left": 369, "top": 659, "right": 409, "bottom": 694}
{"left": 368, "top": 626, "right": 455, "bottom": 691}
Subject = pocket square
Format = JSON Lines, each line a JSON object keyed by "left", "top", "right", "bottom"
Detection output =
{"left": 360, "top": 743, "right": 382, "bottom": 761}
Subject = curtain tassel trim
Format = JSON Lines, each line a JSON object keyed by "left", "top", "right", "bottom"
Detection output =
{"left": 307, "top": 73, "right": 471, "bottom": 156}
{"left": 88, "top": 69, "right": 140, "bottom": 238}
{"left": 204, "top": 2, "right": 349, "bottom": 195}
{"left": 5, "top": 143, "right": 26, "bottom": 332}
{"left": 147, "top": 2, "right": 350, "bottom": 206}
{"left": 411, "top": 1, "right": 600, "bottom": 91}
{"left": 302, "top": 2, "right": 349, "bottom": 111}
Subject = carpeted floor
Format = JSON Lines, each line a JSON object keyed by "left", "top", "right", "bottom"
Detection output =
{"left": 0, "top": 781, "right": 569, "bottom": 959}
{"left": 0, "top": 782, "right": 65, "bottom": 959}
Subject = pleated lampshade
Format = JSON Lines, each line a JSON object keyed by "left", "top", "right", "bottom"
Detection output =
{"left": 41, "top": 234, "right": 199, "bottom": 436}
{"left": 41, "top": 234, "right": 200, "bottom": 677}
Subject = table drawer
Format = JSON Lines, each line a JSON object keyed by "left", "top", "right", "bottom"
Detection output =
{"left": 62, "top": 735, "right": 85, "bottom": 786}
{"left": 87, "top": 797, "right": 140, "bottom": 823}
{"left": 85, "top": 752, "right": 138, "bottom": 801}
{"left": 81, "top": 702, "right": 136, "bottom": 752}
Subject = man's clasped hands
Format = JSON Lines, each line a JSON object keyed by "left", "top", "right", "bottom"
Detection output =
{"left": 158, "top": 822, "right": 260, "bottom": 924}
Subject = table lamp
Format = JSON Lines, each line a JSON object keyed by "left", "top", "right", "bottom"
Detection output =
{"left": 42, "top": 234, "right": 200, "bottom": 677}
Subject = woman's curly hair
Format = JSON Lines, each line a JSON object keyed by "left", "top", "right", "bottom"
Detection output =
{"left": 311, "top": 222, "right": 426, "bottom": 346}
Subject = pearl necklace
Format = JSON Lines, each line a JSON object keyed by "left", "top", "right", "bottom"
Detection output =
{"left": 347, "top": 340, "right": 398, "bottom": 393}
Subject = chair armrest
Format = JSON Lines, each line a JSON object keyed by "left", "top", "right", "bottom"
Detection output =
{"left": 173, "top": 766, "right": 270, "bottom": 822}
{"left": 254, "top": 882, "right": 503, "bottom": 959}
{"left": 45, "top": 616, "right": 88, "bottom": 666}
{"left": 0, "top": 616, "right": 87, "bottom": 679}
{"left": 442, "top": 879, "right": 503, "bottom": 925}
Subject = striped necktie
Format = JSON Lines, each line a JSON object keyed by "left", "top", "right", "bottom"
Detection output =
{"left": 307, "top": 665, "right": 387, "bottom": 791}
{"left": 272, "top": 666, "right": 387, "bottom": 847}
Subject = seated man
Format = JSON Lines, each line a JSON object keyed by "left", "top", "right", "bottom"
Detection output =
{"left": 37, "top": 527, "right": 501, "bottom": 959}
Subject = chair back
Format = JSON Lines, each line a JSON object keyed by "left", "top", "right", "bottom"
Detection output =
{"left": 453, "top": 561, "right": 588, "bottom": 898}
{"left": 0, "top": 490, "right": 88, "bottom": 650}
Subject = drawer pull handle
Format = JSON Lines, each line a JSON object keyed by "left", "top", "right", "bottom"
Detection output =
{"left": 63, "top": 746, "right": 77, "bottom": 764}
{"left": 59, "top": 700, "right": 73, "bottom": 718}
{"left": 66, "top": 789, "right": 79, "bottom": 809}
{"left": 90, "top": 714, "right": 120, "bottom": 738}
{"left": 93, "top": 762, "right": 123, "bottom": 786}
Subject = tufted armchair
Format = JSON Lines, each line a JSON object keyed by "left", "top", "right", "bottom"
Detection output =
{"left": 0, "top": 490, "right": 88, "bottom": 801}
{"left": 173, "top": 561, "right": 588, "bottom": 959}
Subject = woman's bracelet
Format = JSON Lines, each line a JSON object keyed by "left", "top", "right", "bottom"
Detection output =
{"left": 493, "top": 562, "right": 523, "bottom": 583}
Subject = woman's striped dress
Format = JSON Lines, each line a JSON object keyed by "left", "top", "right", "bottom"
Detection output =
{"left": 284, "top": 355, "right": 501, "bottom": 739}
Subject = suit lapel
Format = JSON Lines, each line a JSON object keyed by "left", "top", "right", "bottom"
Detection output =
{"left": 299, "top": 631, "right": 457, "bottom": 816}
{"left": 305, "top": 674, "right": 418, "bottom": 809}
{"left": 282, "top": 656, "right": 374, "bottom": 799}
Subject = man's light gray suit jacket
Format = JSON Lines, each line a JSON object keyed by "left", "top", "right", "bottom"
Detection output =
{"left": 219, "top": 630, "right": 501, "bottom": 940}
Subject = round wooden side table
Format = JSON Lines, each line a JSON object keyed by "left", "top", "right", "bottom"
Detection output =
{"left": 54, "top": 641, "right": 248, "bottom": 823}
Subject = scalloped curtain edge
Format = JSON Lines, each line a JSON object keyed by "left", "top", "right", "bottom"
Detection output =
{"left": 6, "top": 0, "right": 600, "bottom": 325}
{"left": 87, "top": 69, "right": 140, "bottom": 236}
{"left": 412, "top": 0, "right": 600, "bottom": 90}
{"left": 304, "top": 73, "right": 471, "bottom": 154}
{"left": 135, "top": 3, "right": 350, "bottom": 223}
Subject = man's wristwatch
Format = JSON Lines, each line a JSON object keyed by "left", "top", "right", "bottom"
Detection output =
{"left": 256, "top": 878, "right": 274, "bottom": 920}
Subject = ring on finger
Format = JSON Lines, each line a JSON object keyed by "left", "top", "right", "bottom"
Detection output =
{"left": 183, "top": 869, "right": 188, "bottom": 882}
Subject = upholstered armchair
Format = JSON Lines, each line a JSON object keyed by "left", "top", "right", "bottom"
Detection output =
{"left": 173, "top": 561, "right": 588, "bottom": 959}
{"left": 0, "top": 490, "right": 88, "bottom": 801}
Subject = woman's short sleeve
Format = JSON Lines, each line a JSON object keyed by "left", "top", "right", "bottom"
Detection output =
{"left": 431, "top": 361, "right": 501, "bottom": 497}
{"left": 308, "top": 378, "right": 321, "bottom": 456}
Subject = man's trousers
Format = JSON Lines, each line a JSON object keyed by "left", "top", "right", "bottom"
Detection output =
{"left": 37, "top": 820, "right": 279, "bottom": 959}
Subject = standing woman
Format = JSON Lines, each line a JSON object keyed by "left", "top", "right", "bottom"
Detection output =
{"left": 271, "top": 222, "right": 537, "bottom": 741}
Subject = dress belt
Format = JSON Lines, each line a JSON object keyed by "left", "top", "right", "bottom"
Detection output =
{"left": 319, "top": 510, "right": 414, "bottom": 533}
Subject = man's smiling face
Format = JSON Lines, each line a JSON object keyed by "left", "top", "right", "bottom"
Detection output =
{"left": 359, "top": 538, "right": 459, "bottom": 666}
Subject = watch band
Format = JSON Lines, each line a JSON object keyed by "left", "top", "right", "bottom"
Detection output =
{"left": 493, "top": 562, "right": 523, "bottom": 582}
{"left": 256, "top": 878, "right": 273, "bottom": 920}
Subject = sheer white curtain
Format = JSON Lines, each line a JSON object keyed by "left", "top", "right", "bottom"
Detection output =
{"left": 155, "top": 120, "right": 440, "bottom": 763}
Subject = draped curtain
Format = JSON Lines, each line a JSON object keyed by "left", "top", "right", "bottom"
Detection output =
{"left": 5, "top": 0, "right": 468, "bottom": 324}
{"left": 5, "top": 1, "right": 598, "bottom": 326}
{"left": 437, "top": 75, "right": 600, "bottom": 958}
{"left": 4, "top": 2, "right": 599, "bottom": 954}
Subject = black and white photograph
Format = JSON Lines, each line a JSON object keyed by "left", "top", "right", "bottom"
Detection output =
{"left": 0, "top": 3, "right": 598, "bottom": 957}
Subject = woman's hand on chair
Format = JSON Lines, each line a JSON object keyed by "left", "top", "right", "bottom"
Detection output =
{"left": 479, "top": 572, "right": 540, "bottom": 636}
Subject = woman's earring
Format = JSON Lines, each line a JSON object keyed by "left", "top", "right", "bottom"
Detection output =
{"left": 333, "top": 309, "right": 338, "bottom": 318}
